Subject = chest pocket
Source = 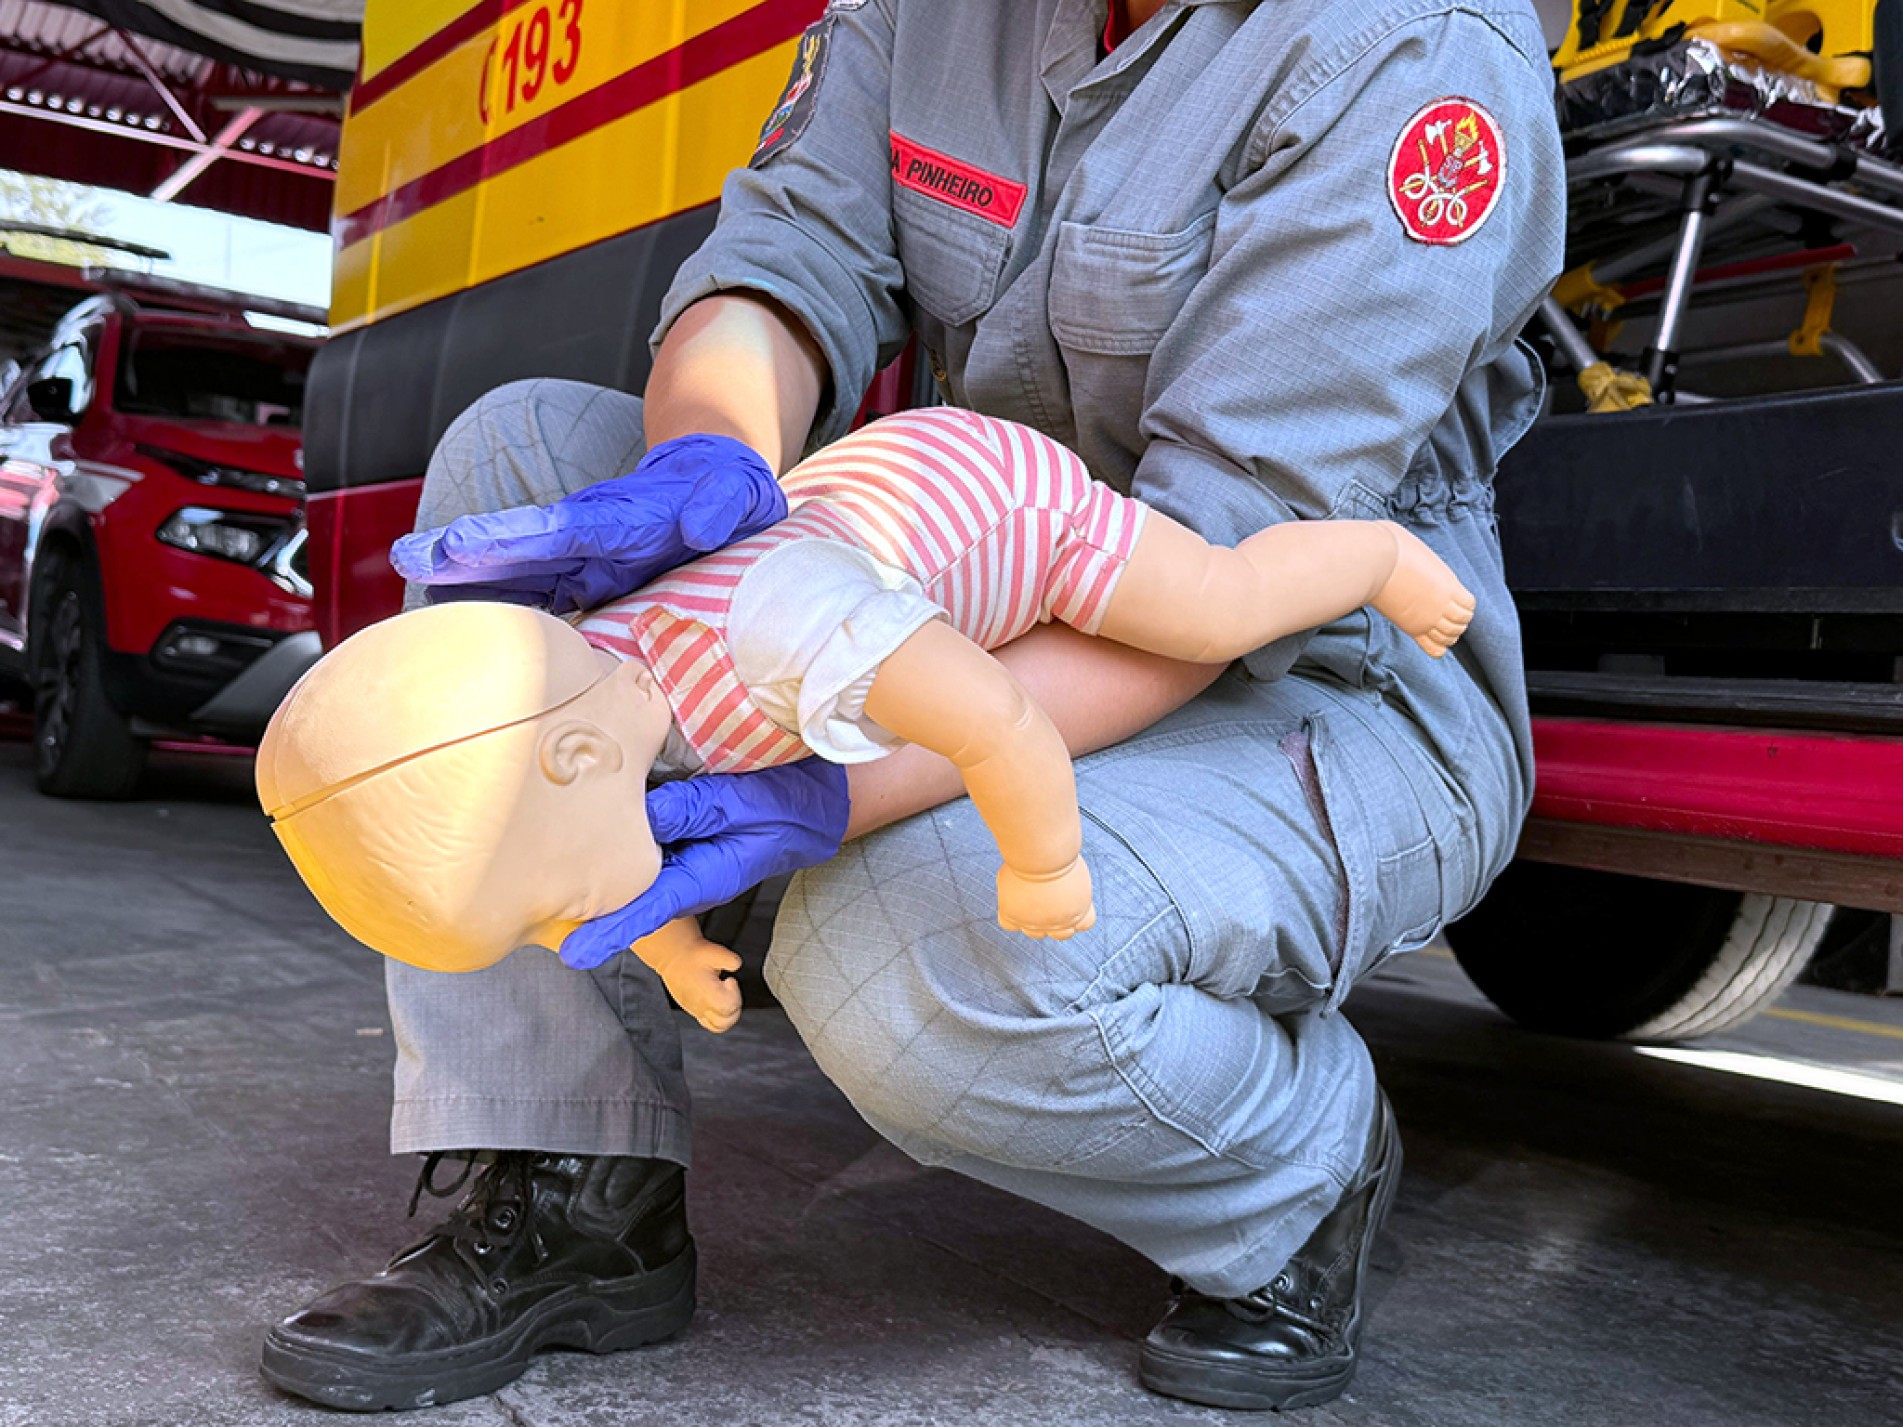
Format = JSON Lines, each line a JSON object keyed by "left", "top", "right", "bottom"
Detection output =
{"left": 894, "top": 185, "right": 1011, "bottom": 328}
{"left": 1048, "top": 212, "right": 1216, "bottom": 356}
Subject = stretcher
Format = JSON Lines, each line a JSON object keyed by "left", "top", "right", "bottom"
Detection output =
{"left": 1539, "top": 9, "right": 1903, "bottom": 407}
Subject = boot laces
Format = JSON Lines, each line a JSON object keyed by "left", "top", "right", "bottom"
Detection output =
{"left": 1233, "top": 1270, "right": 1331, "bottom": 1336}
{"left": 405, "top": 1151, "right": 550, "bottom": 1270}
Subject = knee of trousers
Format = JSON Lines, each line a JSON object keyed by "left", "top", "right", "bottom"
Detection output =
{"left": 416, "top": 380, "right": 645, "bottom": 530}
{"left": 763, "top": 811, "right": 1191, "bottom": 1169}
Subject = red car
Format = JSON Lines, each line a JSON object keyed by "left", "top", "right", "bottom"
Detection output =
{"left": 0, "top": 277, "right": 322, "bottom": 798}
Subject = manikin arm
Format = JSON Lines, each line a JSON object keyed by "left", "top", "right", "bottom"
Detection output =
{"left": 632, "top": 916, "right": 743, "bottom": 1033}
{"left": 863, "top": 619, "right": 1096, "bottom": 939}
{"left": 846, "top": 623, "right": 1221, "bottom": 840}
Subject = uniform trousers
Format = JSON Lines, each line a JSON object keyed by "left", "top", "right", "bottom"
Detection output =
{"left": 386, "top": 380, "right": 1489, "bottom": 1296}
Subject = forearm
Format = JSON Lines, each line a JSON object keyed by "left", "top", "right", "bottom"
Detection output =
{"left": 643, "top": 293, "right": 826, "bottom": 474}
{"left": 847, "top": 622, "right": 1221, "bottom": 841}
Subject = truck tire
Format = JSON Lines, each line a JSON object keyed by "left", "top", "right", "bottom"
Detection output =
{"left": 30, "top": 551, "right": 147, "bottom": 800}
{"left": 1446, "top": 860, "right": 1831, "bottom": 1042}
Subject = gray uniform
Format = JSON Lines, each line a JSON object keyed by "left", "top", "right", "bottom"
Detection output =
{"left": 386, "top": 0, "right": 1563, "bottom": 1296}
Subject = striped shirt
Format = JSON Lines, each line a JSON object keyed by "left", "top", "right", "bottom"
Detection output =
{"left": 574, "top": 408, "right": 1146, "bottom": 775}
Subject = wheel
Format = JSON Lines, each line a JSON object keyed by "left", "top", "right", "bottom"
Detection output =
{"left": 1446, "top": 860, "right": 1831, "bottom": 1042}
{"left": 29, "top": 551, "right": 146, "bottom": 799}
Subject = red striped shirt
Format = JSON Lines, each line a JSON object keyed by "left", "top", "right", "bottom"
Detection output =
{"left": 575, "top": 409, "right": 1145, "bottom": 774}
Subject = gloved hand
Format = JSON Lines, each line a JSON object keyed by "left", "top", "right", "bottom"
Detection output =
{"left": 390, "top": 434, "right": 787, "bottom": 613}
{"left": 558, "top": 758, "right": 852, "bottom": 971}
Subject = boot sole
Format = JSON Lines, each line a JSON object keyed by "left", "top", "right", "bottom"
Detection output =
{"left": 1139, "top": 1110, "right": 1404, "bottom": 1412}
{"left": 260, "top": 1241, "right": 697, "bottom": 1412}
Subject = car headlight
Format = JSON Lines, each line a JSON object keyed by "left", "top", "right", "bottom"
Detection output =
{"left": 157, "top": 506, "right": 296, "bottom": 569}
{"left": 138, "top": 443, "right": 305, "bottom": 498}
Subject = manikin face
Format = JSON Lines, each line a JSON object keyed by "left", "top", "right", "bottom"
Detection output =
{"left": 397, "top": 652, "right": 674, "bottom": 972}
{"left": 486, "top": 651, "right": 672, "bottom": 963}
{"left": 261, "top": 604, "right": 677, "bottom": 975}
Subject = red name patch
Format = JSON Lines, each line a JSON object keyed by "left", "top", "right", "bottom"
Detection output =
{"left": 890, "top": 133, "right": 1026, "bottom": 228}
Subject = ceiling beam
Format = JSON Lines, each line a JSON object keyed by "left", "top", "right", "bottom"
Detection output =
{"left": 151, "top": 105, "right": 265, "bottom": 201}
{"left": 0, "top": 96, "right": 332, "bottom": 181}
{"left": 5, "top": 21, "right": 113, "bottom": 94}
{"left": 112, "top": 27, "right": 206, "bottom": 143}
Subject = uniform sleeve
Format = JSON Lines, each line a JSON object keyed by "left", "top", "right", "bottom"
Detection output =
{"left": 1129, "top": 10, "right": 1564, "bottom": 667}
{"left": 651, "top": 1, "right": 910, "bottom": 449}
{"left": 727, "top": 539, "right": 944, "bottom": 764}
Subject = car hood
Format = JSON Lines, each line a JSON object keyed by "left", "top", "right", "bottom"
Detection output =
{"left": 118, "top": 415, "right": 305, "bottom": 481}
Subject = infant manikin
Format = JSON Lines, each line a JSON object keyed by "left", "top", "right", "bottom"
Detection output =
{"left": 260, "top": 409, "right": 1474, "bottom": 1034}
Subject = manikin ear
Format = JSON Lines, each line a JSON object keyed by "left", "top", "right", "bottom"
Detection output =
{"left": 537, "top": 719, "right": 626, "bottom": 786}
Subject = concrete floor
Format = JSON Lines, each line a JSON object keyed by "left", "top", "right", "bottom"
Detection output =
{"left": 2, "top": 740, "right": 1902, "bottom": 1427}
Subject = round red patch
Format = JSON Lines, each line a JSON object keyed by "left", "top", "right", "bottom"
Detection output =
{"left": 1387, "top": 97, "right": 1506, "bottom": 247}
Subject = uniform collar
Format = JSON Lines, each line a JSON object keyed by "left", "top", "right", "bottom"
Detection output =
{"left": 1041, "top": 0, "right": 1230, "bottom": 113}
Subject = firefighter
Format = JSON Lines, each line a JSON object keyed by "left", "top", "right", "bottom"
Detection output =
{"left": 264, "top": 0, "right": 1564, "bottom": 1412}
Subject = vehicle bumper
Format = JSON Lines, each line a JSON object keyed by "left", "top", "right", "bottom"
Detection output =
{"left": 107, "top": 621, "right": 319, "bottom": 741}
{"left": 187, "top": 629, "right": 321, "bottom": 731}
{"left": 1527, "top": 717, "right": 1903, "bottom": 914}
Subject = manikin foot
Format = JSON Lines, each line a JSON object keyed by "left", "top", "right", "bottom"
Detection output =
{"left": 1370, "top": 523, "right": 1475, "bottom": 659}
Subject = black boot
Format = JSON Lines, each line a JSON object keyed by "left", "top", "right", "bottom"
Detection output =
{"left": 1139, "top": 1093, "right": 1402, "bottom": 1412}
{"left": 262, "top": 1152, "right": 696, "bottom": 1412}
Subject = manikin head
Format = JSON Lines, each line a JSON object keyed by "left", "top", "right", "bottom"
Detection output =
{"left": 257, "top": 602, "right": 672, "bottom": 972}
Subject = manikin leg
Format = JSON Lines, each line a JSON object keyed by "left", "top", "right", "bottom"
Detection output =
{"left": 1095, "top": 510, "right": 1475, "bottom": 664}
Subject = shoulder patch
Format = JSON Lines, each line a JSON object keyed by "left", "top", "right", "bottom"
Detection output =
{"left": 751, "top": 19, "right": 833, "bottom": 168}
{"left": 1386, "top": 97, "right": 1505, "bottom": 247}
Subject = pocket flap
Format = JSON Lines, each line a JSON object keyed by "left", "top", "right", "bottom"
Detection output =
{"left": 1048, "top": 213, "right": 1216, "bottom": 356}
{"left": 895, "top": 185, "right": 1010, "bottom": 328}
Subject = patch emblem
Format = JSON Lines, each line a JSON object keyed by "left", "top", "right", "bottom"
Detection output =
{"left": 889, "top": 132, "right": 1027, "bottom": 228}
{"left": 1387, "top": 97, "right": 1505, "bottom": 246}
{"left": 751, "top": 19, "right": 832, "bottom": 167}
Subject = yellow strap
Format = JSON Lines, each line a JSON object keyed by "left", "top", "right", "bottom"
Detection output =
{"left": 1689, "top": 20, "right": 1872, "bottom": 99}
{"left": 1552, "top": 262, "right": 1628, "bottom": 316}
{"left": 1789, "top": 263, "right": 1838, "bottom": 358}
{"left": 1579, "top": 361, "right": 1655, "bottom": 413}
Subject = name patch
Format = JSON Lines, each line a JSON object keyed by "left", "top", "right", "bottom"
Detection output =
{"left": 890, "top": 132, "right": 1026, "bottom": 228}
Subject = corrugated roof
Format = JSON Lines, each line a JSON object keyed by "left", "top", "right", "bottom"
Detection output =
{"left": 0, "top": 0, "right": 343, "bottom": 231}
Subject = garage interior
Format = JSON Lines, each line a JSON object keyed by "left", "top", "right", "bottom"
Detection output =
{"left": 3, "top": 1, "right": 1903, "bottom": 1424}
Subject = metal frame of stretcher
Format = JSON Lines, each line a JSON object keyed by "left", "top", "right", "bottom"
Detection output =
{"left": 1543, "top": 115, "right": 1903, "bottom": 401}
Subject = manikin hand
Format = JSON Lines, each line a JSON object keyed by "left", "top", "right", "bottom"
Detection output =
{"left": 996, "top": 857, "right": 1097, "bottom": 940}
{"left": 558, "top": 758, "right": 851, "bottom": 971}
{"left": 390, "top": 434, "right": 787, "bottom": 613}
{"left": 635, "top": 921, "right": 744, "bottom": 1034}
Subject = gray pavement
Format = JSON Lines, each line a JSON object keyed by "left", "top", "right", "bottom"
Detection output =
{"left": 2, "top": 738, "right": 1901, "bottom": 1427}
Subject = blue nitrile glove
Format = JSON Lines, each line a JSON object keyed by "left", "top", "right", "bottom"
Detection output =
{"left": 558, "top": 758, "right": 852, "bottom": 971}
{"left": 390, "top": 434, "right": 787, "bottom": 613}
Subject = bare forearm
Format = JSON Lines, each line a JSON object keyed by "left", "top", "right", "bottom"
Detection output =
{"left": 644, "top": 293, "right": 826, "bottom": 473}
{"left": 847, "top": 623, "right": 1220, "bottom": 840}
